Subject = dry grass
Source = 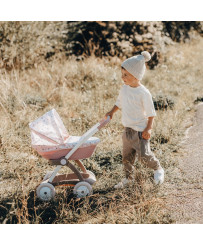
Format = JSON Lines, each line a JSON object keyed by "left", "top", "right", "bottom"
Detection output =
{"left": 0, "top": 36, "right": 203, "bottom": 224}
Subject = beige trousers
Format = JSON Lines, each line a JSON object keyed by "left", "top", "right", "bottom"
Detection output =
{"left": 122, "top": 127, "right": 161, "bottom": 179}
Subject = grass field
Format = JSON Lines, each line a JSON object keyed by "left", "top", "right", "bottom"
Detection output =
{"left": 0, "top": 36, "right": 203, "bottom": 224}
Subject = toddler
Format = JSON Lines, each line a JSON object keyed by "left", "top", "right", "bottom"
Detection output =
{"left": 105, "top": 51, "right": 164, "bottom": 188}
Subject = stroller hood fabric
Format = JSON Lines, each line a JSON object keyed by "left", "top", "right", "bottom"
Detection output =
{"left": 29, "top": 109, "right": 69, "bottom": 147}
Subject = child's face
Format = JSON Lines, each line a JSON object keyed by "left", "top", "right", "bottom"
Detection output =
{"left": 121, "top": 68, "right": 139, "bottom": 86}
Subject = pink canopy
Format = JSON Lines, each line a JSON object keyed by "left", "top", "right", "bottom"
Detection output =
{"left": 29, "top": 109, "right": 69, "bottom": 149}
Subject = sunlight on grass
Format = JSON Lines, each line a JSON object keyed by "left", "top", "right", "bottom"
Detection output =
{"left": 0, "top": 37, "right": 203, "bottom": 224}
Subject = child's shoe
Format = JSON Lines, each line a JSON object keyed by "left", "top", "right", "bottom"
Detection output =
{"left": 114, "top": 178, "right": 131, "bottom": 189}
{"left": 154, "top": 168, "right": 164, "bottom": 185}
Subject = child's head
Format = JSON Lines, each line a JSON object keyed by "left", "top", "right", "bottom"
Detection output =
{"left": 121, "top": 67, "right": 139, "bottom": 87}
{"left": 121, "top": 51, "right": 151, "bottom": 81}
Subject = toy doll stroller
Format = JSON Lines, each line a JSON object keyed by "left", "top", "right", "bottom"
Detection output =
{"left": 29, "top": 109, "right": 110, "bottom": 201}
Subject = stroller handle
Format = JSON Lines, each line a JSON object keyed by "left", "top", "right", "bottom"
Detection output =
{"left": 98, "top": 116, "right": 111, "bottom": 130}
{"left": 64, "top": 116, "right": 110, "bottom": 160}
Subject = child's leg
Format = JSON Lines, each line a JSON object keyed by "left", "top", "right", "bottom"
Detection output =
{"left": 139, "top": 137, "right": 161, "bottom": 170}
{"left": 122, "top": 128, "right": 136, "bottom": 179}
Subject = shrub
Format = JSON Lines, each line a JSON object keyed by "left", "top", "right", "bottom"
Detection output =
{"left": 153, "top": 95, "right": 175, "bottom": 110}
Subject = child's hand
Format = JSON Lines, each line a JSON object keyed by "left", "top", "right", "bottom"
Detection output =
{"left": 142, "top": 129, "right": 151, "bottom": 140}
{"left": 105, "top": 105, "right": 119, "bottom": 119}
{"left": 105, "top": 111, "right": 113, "bottom": 119}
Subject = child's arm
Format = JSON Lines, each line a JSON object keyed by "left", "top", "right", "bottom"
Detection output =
{"left": 142, "top": 116, "right": 154, "bottom": 140}
{"left": 105, "top": 105, "right": 119, "bottom": 119}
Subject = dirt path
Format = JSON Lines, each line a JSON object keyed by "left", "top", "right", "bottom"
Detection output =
{"left": 165, "top": 103, "right": 203, "bottom": 223}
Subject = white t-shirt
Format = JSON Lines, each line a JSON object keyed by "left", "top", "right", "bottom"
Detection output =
{"left": 115, "top": 84, "right": 156, "bottom": 132}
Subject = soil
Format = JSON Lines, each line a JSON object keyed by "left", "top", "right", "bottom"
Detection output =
{"left": 165, "top": 103, "right": 203, "bottom": 223}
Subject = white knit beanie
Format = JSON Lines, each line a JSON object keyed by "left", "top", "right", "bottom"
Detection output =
{"left": 121, "top": 51, "right": 151, "bottom": 80}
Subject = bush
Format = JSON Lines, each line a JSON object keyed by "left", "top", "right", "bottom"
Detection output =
{"left": 0, "top": 21, "right": 66, "bottom": 70}
{"left": 153, "top": 95, "right": 175, "bottom": 110}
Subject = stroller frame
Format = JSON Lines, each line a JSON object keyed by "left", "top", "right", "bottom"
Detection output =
{"left": 36, "top": 116, "right": 110, "bottom": 201}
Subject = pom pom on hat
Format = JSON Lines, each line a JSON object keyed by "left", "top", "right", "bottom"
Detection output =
{"left": 141, "top": 51, "right": 151, "bottom": 62}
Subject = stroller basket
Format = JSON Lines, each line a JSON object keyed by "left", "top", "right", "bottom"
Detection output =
{"left": 36, "top": 143, "right": 98, "bottom": 160}
{"left": 29, "top": 109, "right": 100, "bottom": 160}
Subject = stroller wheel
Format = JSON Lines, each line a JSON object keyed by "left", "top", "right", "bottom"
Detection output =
{"left": 36, "top": 183, "right": 56, "bottom": 201}
{"left": 43, "top": 171, "right": 54, "bottom": 181}
{"left": 73, "top": 181, "right": 93, "bottom": 198}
